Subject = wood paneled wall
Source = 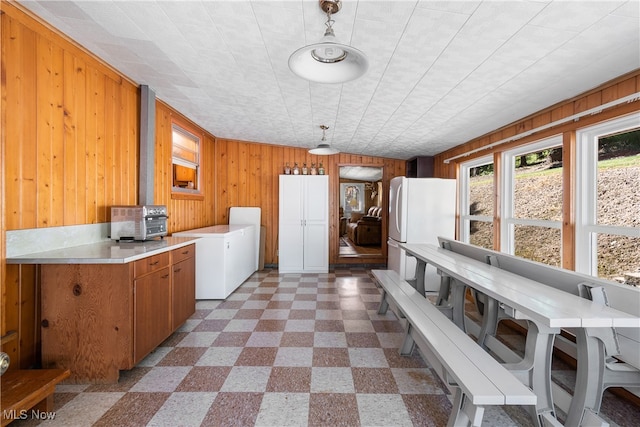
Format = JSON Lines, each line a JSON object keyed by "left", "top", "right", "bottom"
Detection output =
{"left": 1, "top": 1, "right": 140, "bottom": 369}
{"left": 211, "top": 141, "right": 406, "bottom": 266}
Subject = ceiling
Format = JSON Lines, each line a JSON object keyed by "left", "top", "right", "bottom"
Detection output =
{"left": 18, "top": 0, "right": 640, "bottom": 160}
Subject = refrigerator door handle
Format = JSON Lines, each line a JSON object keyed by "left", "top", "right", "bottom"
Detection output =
{"left": 387, "top": 239, "right": 400, "bottom": 249}
{"left": 394, "top": 185, "right": 402, "bottom": 236}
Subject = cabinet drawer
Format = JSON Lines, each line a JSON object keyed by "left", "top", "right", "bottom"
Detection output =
{"left": 134, "top": 252, "right": 170, "bottom": 278}
{"left": 172, "top": 244, "right": 195, "bottom": 264}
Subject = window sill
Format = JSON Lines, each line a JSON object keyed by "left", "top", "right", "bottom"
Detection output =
{"left": 171, "top": 190, "right": 204, "bottom": 201}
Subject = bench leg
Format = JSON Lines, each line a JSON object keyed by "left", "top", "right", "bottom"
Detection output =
{"left": 400, "top": 322, "right": 416, "bottom": 356}
{"left": 476, "top": 295, "right": 501, "bottom": 351}
{"left": 377, "top": 290, "right": 390, "bottom": 315}
{"left": 502, "top": 321, "right": 557, "bottom": 425}
{"left": 414, "top": 260, "right": 427, "bottom": 296}
{"left": 564, "top": 328, "right": 609, "bottom": 427}
{"left": 449, "top": 279, "right": 467, "bottom": 332}
{"left": 447, "top": 388, "right": 484, "bottom": 427}
{"left": 436, "top": 273, "right": 452, "bottom": 307}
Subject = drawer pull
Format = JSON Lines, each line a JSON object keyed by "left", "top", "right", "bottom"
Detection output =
{"left": 182, "top": 250, "right": 189, "bottom": 255}
{"left": 73, "top": 284, "right": 82, "bottom": 296}
{"left": 149, "top": 261, "right": 159, "bottom": 266}
{"left": 174, "top": 268, "right": 182, "bottom": 273}
{"left": 41, "top": 319, "right": 49, "bottom": 328}
{"left": 162, "top": 274, "right": 170, "bottom": 279}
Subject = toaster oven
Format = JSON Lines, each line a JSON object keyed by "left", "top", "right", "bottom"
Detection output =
{"left": 110, "top": 205, "right": 168, "bottom": 241}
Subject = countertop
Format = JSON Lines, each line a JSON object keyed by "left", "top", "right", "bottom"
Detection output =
{"left": 6, "top": 236, "right": 199, "bottom": 265}
{"left": 173, "top": 224, "right": 255, "bottom": 237}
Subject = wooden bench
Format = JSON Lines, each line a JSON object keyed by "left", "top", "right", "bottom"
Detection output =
{"left": 372, "top": 269, "right": 538, "bottom": 427}
{"left": 1, "top": 368, "right": 70, "bottom": 426}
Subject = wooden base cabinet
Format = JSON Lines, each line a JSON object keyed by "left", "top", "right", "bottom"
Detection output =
{"left": 40, "top": 244, "right": 196, "bottom": 383}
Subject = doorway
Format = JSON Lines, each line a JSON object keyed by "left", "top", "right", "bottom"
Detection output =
{"left": 338, "top": 166, "right": 384, "bottom": 258}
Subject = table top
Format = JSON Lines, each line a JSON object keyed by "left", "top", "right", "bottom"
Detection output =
{"left": 400, "top": 243, "right": 640, "bottom": 329}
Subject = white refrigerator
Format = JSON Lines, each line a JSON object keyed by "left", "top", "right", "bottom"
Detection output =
{"left": 387, "top": 176, "right": 456, "bottom": 292}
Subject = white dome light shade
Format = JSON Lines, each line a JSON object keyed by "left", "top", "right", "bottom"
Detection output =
{"left": 289, "top": 42, "right": 368, "bottom": 84}
{"left": 309, "top": 143, "right": 339, "bottom": 155}
{"left": 309, "top": 124, "right": 339, "bottom": 155}
{"left": 289, "top": 1, "right": 368, "bottom": 84}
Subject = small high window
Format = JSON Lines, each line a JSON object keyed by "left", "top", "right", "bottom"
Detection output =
{"left": 172, "top": 122, "right": 201, "bottom": 196}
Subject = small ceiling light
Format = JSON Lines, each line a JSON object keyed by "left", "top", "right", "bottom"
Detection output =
{"left": 309, "top": 125, "right": 339, "bottom": 155}
{"left": 289, "top": 0, "right": 368, "bottom": 84}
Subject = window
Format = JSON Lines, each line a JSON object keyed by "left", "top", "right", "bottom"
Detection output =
{"left": 576, "top": 113, "right": 640, "bottom": 280}
{"left": 501, "top": 136, "right": 563, "bottom": 266}
{"left": 459, "top": 156, "right": 494, "bottom": 249}
{"left": 172, "top": 122, "right": 201, "bottom": 197}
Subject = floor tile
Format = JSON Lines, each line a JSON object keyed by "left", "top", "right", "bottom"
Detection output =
{"left": 93, "top": 392, "right": 169, "bottom": 426}
{"left": 147, "top": 392, "right": 216, "bottom": 427}
{"left": 308, "top": 393, "right": 360, "bottom": 426}
{"left": 220, "top": 366, "right": 272, "bottom": 393}
{"left": 352, "top": 367, "right": 399, "bottom": 394}
{"left": 310, "top": 367, "right": 355, "bottom": 393}
{"left": 255, "top": 393, "right": 310, "bottom": 427}
{"left": 356, "top": 394, "right": 413, "bottom": 427}
{"left": 196, "top": 346, "right": 243, "bottom": 366}
{"left": 201, "top": 392, "right": 262, "bottom": 426}
{"left": 130, "top": 367, "right": 191, "bottom": 392}
{"left": 274, "top": 347, "right": 314, "bottom": 367}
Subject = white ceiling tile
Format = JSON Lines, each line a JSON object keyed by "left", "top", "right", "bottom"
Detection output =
{"left": 16, "top": 0, "right": 640, "bottom": 160}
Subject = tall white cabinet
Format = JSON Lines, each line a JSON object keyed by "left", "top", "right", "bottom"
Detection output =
{"left": 279, "top": 175, "right": 329, "bottom": 273}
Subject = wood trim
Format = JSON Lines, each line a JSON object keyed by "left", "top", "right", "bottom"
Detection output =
{"left": 434, "top": 72, "right": 640, "bottom": 165}
{"left": 562, "top": 131, "right": 576, "bottom": 270}
{"left": 492, "top": 152, "right": 502, "bottom": 251}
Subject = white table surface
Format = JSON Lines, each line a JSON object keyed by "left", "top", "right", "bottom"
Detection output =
{"left": 400, "top": 243, "right": 640, "bottom": 329}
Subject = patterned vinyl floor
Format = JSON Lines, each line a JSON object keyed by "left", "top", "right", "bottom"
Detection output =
{"left": 11, "top": 268, "right": 640, "bottom": 426}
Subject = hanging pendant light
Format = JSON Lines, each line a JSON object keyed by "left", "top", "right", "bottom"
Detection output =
{"left": 289, "top": 0, "right": 368, "bottom": 84}
{"left": 309, "top": 125, "right": 339, "bottom": 155}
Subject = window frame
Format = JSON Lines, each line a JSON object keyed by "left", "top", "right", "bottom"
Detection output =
{"left": 575, "top": 112, "right": 640, "bottom": 276}
{"left": 500, "top": 135, "right": 563, "bottom": 258}
{"left": 459, "top": 155, "right": 494, "bottom": 245}
{"left": 171, "top": 119, "right": 204, "bottom": 201}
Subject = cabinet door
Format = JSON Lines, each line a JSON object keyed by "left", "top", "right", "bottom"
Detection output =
{"left": 134, "top": 267, "right": 172, "bottom": 363}
{"left": 172, "top": 257, "right": 196, "bottom": 330}
{"left": 303, "top": 176, "right": 329, "bottom": 271}
{"left": 279, "top": 175, "right": 304, "bottom": 272}
{"left": 41, "top": 264, "right": 132, "bottom": 383}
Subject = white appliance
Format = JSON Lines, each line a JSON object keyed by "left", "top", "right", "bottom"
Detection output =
{"left": 387, "top": 177, "right": 456, "bottom": 292}
{"left": 229, "top": 207, "right": 261, "bottom": 269}
{"left": 173, "top": 225, "right": 256, "bottom": 299}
